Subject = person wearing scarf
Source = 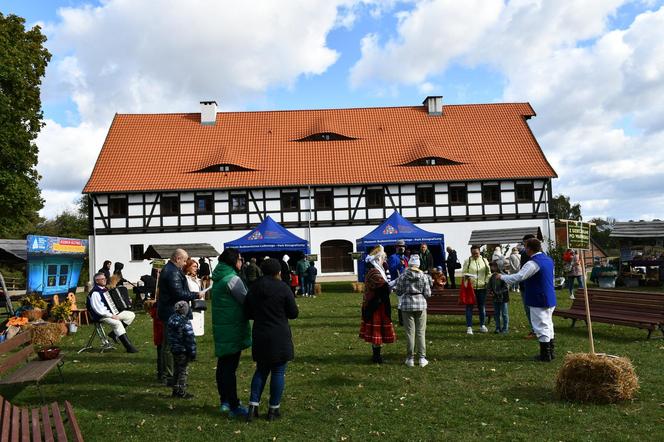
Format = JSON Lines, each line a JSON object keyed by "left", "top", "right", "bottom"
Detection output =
{"left": 359, "top": 246, "right": 396, "bottom": 363}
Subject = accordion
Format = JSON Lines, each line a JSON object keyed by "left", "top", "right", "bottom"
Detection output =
{"left": 103, "top": 286, "right": 132, "bottom": 314}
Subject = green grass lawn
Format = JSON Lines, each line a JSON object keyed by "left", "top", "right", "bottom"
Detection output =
{"left": 3, "top": 289, "right": 664, "bottom": 441}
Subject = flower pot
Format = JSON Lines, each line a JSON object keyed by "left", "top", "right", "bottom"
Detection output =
{"left": 67, "top": 322, "right": 78, "bottom": 334}
{"left": 21, "top": 308, "right": 43, "bottom": 322}
{"left": 37, "top": 347, "right": 61, "bottom": 361}
{"left": 598, "top": 276, "right": 616, "bottom": 289}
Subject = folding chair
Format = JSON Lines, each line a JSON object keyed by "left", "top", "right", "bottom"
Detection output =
{"left": 78, "top": 322, "right": 116, "bottom": 353}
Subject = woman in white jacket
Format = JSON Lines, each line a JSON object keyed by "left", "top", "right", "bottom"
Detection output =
{"left": 508, "top": 248, "right": 521, "bottom": 292}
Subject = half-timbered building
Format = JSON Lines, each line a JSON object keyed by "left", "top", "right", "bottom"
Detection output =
{"left": 84, "top": 97, "right": 557, "bottom": 280}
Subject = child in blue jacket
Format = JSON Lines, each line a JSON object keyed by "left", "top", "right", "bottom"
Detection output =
{"left": 167, "top": 300, "right": 197, "bottom": 398}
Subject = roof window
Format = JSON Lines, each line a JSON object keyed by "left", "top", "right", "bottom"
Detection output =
{"left": 296, "top": 132, "right": 357, "bottom": 142}
{"left": 404, "top": 157, "right": 462, "bottom": 166}
{"left": 194, "top": 164, "right": 254, "bottom": 173}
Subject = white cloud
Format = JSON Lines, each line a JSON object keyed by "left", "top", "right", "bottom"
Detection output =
{"left": 349, "top": 0, "right": 664, "bottom": 221}
{"left": 37, "top": 0, "right": 362, "bottom": 217}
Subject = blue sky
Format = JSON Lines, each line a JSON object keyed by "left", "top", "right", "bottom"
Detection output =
{"left": 3, "top": 0, "right": 664, "bottom": 221}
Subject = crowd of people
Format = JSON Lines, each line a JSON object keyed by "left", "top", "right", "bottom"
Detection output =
{"left": 360, "top": 237, "right": 557, "bottom": 366}
{"left": 85, "top": 236, "right": 557, "bottom": 420}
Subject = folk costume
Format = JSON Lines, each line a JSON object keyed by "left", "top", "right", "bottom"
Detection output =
{"left": 359, "top": 246, "right": 396, "bottom": 363}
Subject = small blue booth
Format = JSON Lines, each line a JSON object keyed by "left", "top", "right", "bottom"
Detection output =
{"left": 356, "top": 211, "right": 445, "bottom": 281}
{"left": 224, "top": 216, "right": 310, "bottom": 255}
{"left": 26, "top": 235, "right": 88, "bottom": 297}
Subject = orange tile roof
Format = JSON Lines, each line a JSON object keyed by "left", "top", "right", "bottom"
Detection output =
{"left": 83, "top": 103, "right": 557, "bottom": 193}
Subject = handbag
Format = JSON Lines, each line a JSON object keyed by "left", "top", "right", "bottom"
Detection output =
{"left": 455, "top": 260, "right": 462, "bottom": 269}
{"left": 458, "top": 278, "right": 476, "bottom": 305}
{"left": 191, "top": 299, "right": 207, "bottom": 311}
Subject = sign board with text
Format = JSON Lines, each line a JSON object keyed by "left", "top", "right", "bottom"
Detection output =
{"left": 567, "top": 221, "right": 591, "bottom": 250}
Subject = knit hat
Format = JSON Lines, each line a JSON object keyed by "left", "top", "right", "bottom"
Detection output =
{"left": 396, "top": 239, "right": 406, "bottom": 246}
{"left": 408, "top": 255, "right": 420, "bottom": 267}
{"left": 282, "top": 254, "right": 290, "bottom": 262}
{"left": 174, "top": 300, "right": 189, "bottom": 316}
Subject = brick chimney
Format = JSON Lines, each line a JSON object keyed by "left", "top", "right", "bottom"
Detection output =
{"left": 423, "top": 96, "right": 443, "bottom": 116}
{"left": 200, "top": 101, "right": 217, "bottom": 125}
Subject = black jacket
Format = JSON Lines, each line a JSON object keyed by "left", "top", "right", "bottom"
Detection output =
{"left": 244, "top": 276, "right": 299, "bottom": 365}
{"left": 446, "top": 250, "right": 458, "bottom": 267}
{"left": 157, "top": 261, "right": 198, "bottom": 321}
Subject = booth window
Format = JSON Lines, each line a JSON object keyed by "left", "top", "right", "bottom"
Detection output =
{"left": 230, "top": 193, "right": 248, "bottom": 213}
{"left": 161, "top": 195, "right": 180, "bottom": 216}
{"left": 315, "top": 190, "right": 333, "bottom": 210}
{"left": 281, "top": 191, "right": 299, "bottom": 212}
{"left": 482, "top": 184, "right": 501, "bottom": 204}
{"left": 109, "top": 196, "right": 128, "bottom": 217}
{"left": 47, "top": 264, "right": 57, "bottom": 287}
{"left": 59, "top": 265, "right": 69, "bottom": 286}
{"left": 515, "top": 183, "right": 534, "bottom": 203}
{"left": 416, "top": 186, "right": 434, "bottom": 206}
{"left": 195, "top": 195, "right": 213, "bottom": 214}
{"left": 449, "top": 185, "right": 467, "bottom": 205}
{"left": 366, "top": 188, "right": 385, "bottom": 209}
{"left": 130, "top": 244, "right": 144, "bottom": 261}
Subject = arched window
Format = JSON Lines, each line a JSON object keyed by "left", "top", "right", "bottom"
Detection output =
{"left": 321, "top": 239, "right": 354, "bottom": 273}
{"left": 404, "top": 157, "right": 462, "bottom": 166}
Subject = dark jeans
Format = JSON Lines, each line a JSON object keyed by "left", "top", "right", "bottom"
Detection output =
{"left": 446, "top": 265, "right": 456, "bottom": 289}
{"left": 299, "top": 275, "right": 306, "bottom": 295}
{"left": 465, "top": 288, "right": 487, "bottom": 327}
{"left": 493, "top": 302, "right": 509, "bottom": 332}
{"left": 172, "top": 353, "right": 190, "bottom": 394}
{"left": 216, "top": 352, "right": 241, "bottom": 409}
{"left": 567, "top": 275, "right": 584, "bottom": 295}
{"left": 305, "top": 279, "right": 316, "bottom": 296}
{"left": 249, "top": 362, "right": 288, "bottom": 407}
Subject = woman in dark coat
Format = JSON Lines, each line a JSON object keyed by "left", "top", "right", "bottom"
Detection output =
{"left": 244, "top": 258, "right": 298, "bottom": 421}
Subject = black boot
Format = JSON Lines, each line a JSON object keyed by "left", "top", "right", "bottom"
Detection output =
{"left": 267, "top": 407, "right": 281, "bottom": 421}
{"left": 108, "top": 331, "right": 118, "bottom": 343}
{"left": 246, "top": 405, "right": 259, "bottom": 422}
{"left": 118, "top": 333, "right": 139, "bottom": 353}
{"left": 372, "top": 346, "right": 383, "bottom": 364}
{"left": 534, "top": 341, "right": 552, "bottom": 362}
{"left": 549, "top": 339, "right": 555, "bottom": 360}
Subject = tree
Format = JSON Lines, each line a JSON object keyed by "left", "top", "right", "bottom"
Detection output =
{"left": 550, "top": 194, "right": 582, "bottom": 221}
{"left": 0, "top": 13, "right": 52, "bottom": 238}
{"left": 589, "top": 217, "right": 619, "bottom": 253}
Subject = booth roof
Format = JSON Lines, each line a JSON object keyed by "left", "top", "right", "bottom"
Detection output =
{"left": 610, "top": 221, "right": 664, "bottom": 238}
{"left": 0, "top": 239, "right": 27, "bottom": 263}
{"left": 467, "top": 227, "right": 543, "bottom": 245}
{"left": 357, "top": 211, "right": 444, "bottom": 246}
{"left": 143, "top": 243, "right": 219, "bottom": 259}
{"left": 224, "top": 216, "right": 309, "bottom": 252}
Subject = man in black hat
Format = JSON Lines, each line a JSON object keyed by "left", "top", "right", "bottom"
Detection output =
{"left": 388, "top": 240, "right": 407, "bottom": 281}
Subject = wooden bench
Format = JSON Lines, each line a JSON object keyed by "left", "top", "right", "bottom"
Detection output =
{"left": 427, "top": 288, "right": 495, "bottom": 324}
{"left": 0, "top": 394, "right": 84, "bottom": 442}
{"left": 0, "top": 331, "right": 64, "bottom": 401}
{"left": 553, "top": 288, "right": 664, "bottom": 339}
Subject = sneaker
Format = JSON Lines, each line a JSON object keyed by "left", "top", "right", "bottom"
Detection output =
{"left": 466, "top": 327, "right": 474, "bottom": 335}
{"left": 479, "top": 325, "right": 488, "bottom": 333}
{"left": 219, "top": 402, "right": 231, "bottom": 413}
{"left": 569, "top": 294, "right": 575, "bottom": 300}
{"left": 229, "top": 406, "right": 249, "bottom": 418}
{"left": 405, "top": 357, "right": 414, "bottom": 367}
{"left": 524, "top": 332, "right": 537, "bottom": 339}
{"left": 419, "top": 357, "right": 429, "bottom": 368}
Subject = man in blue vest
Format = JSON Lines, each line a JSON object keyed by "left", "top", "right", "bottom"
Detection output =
{"left": 497, "top": 238, "right": 556, "bottom": 362}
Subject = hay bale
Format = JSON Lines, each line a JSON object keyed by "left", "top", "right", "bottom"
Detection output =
{"left": 555, "top": 352, "right": 639, "bottom": 404}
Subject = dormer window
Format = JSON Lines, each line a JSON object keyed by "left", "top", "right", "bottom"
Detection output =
{"left": 296, "top": 132, "right": 357, "bottom": 142}
{"left": 194, "top": 164, "right": 254, "bottom": 173}
{"left": 404, "top": 157, "right": 462, "bottom": 167}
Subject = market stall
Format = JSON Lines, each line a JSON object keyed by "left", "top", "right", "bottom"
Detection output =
{"left": 610, "top": 220, "right": 664, "bottom": 287}
{"left": 223, "top": 216, "right": 309, "bottom": 260}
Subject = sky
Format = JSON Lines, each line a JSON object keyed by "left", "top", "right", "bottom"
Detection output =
{"left": 2, "top": 0, "right": 664, "bottom": 222}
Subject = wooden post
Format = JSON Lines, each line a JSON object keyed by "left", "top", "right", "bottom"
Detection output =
{"left": 579, "top": 249, "right": 595, "bottom": 354}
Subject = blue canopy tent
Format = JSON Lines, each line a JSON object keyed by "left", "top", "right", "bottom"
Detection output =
{"left": 356, "top": 211, "right": 445, "bottom": 281}
{"left": 223, "top": 216, "right": 310, "bottom": 255}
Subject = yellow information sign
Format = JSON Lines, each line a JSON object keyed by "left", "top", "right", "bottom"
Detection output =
{"left": 567, "top": 221, "right": 591, "bottom": 250}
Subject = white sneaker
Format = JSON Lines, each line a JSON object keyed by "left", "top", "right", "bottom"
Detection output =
{"left": 405, "top": 357, "right": 414, "bottom": 367}
{"left": 466, "top": 327, "right": 474, "bottom": 335}
{"left": 569, "top": 295, "right": 575, "bottom": 300}
{"left": 480, "top": 325, "right": 489, "bottom": 333}
{"left": 419, "top": 357, "right": 429, "bottom": 368}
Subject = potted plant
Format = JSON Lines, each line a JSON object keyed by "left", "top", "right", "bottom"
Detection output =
{"left": 20, "top": 293, "right": 48, "bottom": 321}
{"left": 49, "top": 301, "right": 74, "bottom": 335}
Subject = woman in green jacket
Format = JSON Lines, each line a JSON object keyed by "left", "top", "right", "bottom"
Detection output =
{"left": 212, "top": 248, "right": 252, "bottom": 418}
{"left": 462, "top": 246, "right": 491, "bottom": 335}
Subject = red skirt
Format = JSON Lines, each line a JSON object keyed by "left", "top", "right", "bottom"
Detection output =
{"left": 359, "top": 307, "right": 396, "bottom": 345}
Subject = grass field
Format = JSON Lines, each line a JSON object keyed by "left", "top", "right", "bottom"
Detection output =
{"left": 3, "top": 287, "right": 664, "bottom": 441}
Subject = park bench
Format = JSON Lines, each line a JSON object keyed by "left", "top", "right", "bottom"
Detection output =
{"left": 427, "top": 288, "right": 495, "bottom": 324}
{"left": 0, "top": 394, "right": 84, "bottom": 442}
{"left": 0, "top": 330, "right": 64, "bottom": 401}
{"left": 553, "top": 288, "right": 664, "bottom": 339}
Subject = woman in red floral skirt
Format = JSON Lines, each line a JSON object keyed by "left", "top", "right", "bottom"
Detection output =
{"left": 359, "top": 246, "right": 396, "bottom": 363}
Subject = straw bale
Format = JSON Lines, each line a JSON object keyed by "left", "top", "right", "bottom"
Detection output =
{"left": 555, "top": 352, "right": 639, "bottom": 404}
